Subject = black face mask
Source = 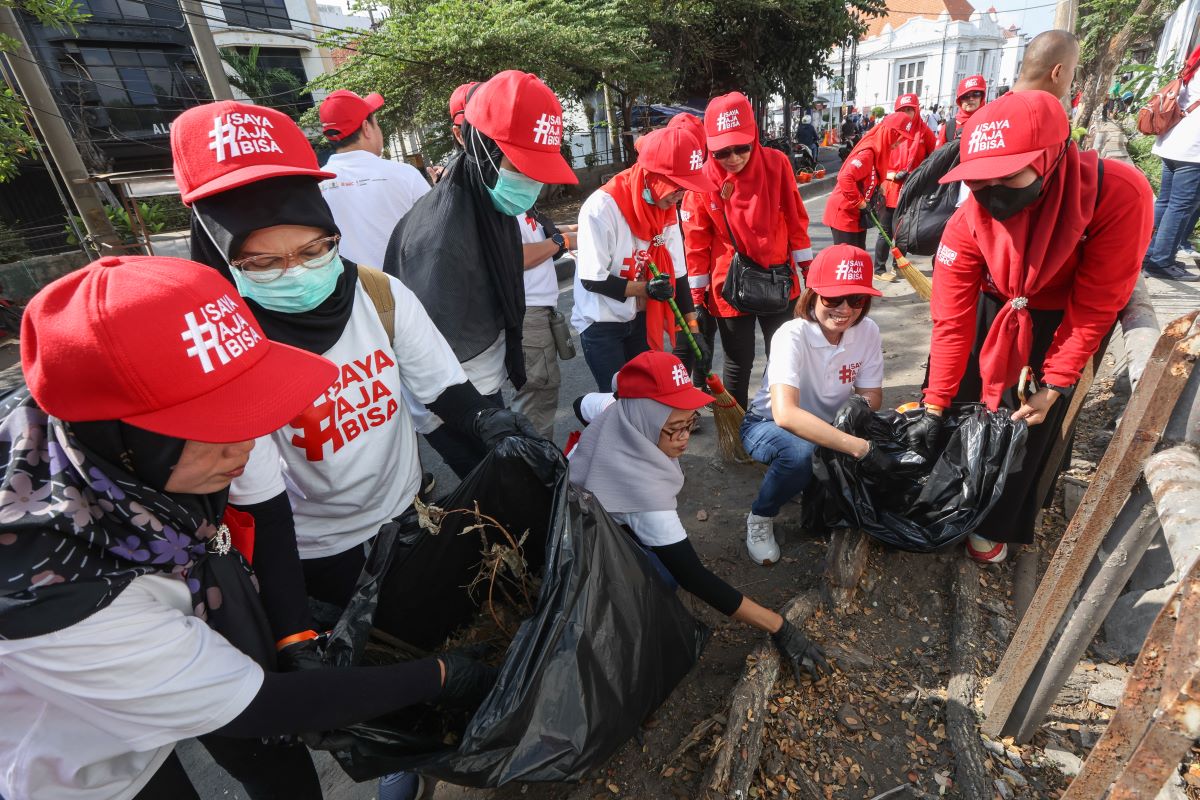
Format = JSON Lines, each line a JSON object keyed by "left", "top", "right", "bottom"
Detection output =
{"left": 974, "top": 177, "right": 1043, "bottom": 221}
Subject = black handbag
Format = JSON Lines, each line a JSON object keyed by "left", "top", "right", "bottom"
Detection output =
{"left": 718, "top": 211, "right": 793, "bottom": 315}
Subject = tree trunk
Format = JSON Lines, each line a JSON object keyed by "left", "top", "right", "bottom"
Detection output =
{"left": 1076, "top": 0, "right": 1163, "bottom": 144}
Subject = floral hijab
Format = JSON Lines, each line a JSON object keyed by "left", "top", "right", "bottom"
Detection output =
{"left": 0, "top": 389, "right": 254, "bottom": 643}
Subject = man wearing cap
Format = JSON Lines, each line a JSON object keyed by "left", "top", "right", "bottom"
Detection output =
{"left": 909, "top": 90, "right": 1152, "bottom": 563}
{"left": 571, "top": 125, "right": 715, "bottom": 391}
{"left": 937, "top": 75, "right": 987, "bottom": 147}
{"left": 874, "top": 94, "right": 935, "bottom": 279}
{"left": 318, "top": 90, "right": 431, "bottom": 270}
{"left": 385, "top": 70, "right": 577, "bottom": 471}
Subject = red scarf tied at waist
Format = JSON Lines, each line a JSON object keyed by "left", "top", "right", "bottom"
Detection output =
{"left": 965, "top": 142, "right": 1100, "bottom": 409}
{"left": 601, "top": 164, "right": 680, "bottom": 350}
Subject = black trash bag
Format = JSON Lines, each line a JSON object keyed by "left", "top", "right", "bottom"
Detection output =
{"left": 808, "top": 397, "right": 1027, "bottom": 552}
{"left": 312, "top": 436, "right": 709, "bottom": 786}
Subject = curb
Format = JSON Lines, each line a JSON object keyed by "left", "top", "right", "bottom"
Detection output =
{"left": 799, "top": 173, "right": 836, "bottom": 200}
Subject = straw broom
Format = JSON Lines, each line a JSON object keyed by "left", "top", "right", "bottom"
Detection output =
{"left": 646, "top": 261, "right": 751, "bottom": 463}
{"left": 865, "top": 206, "right": 933, "bottom": 301}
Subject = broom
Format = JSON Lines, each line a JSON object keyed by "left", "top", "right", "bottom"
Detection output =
{"left": 865, "top": 206, "right": 933, "bottom": 302}
{"left": 645, "top": 259, "right": 751, "bottom": 463}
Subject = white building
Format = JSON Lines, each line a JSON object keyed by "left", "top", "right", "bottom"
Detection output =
{"left": 1156, "top": 0, "right": 1200, "bottom": 69}
{"left": 208, "top": 0, "right": 372, "bottom": 105}
{"left": 816, "top": 0, "right": 1026, "bottom": 122}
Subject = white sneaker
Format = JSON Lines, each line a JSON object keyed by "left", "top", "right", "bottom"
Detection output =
{"left": 1178, "top": 247, "right": 1200, "bottom": 262}
{"left": 746, "top": 513, "right": 781, "bottom": 565}
{"left": 966, "top": 534, "right": 1008, "bottom": 563}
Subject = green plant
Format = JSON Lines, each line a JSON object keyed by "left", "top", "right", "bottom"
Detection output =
{"left": 0, "top": 219, "right": 31, "bottom": 262}
{"left": 872, "top": 106, "right": 886, "bottom": 118}
{"left": 1125, "top": 128, "right": 1161, "bottom": 192}
{"left": 65, "top": 201, "right": 171, "bottom": 246}
{"left": 220, "top": 45, "right": 306, "bottom": 118}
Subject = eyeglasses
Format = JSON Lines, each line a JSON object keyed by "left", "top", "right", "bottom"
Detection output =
{"left": 230, "top": 235, "right": 341, "bottom": 283}
{"left": 818, "top": 294, "right": 868, "bottom": 309}
{"left": 661, "top": 412, "right": 701, "bottom": 441}
{"left": 712, "top": 144, "right": 752, "bottom": 161}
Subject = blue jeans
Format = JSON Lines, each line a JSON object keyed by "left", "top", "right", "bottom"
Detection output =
{"left": 580, "top": 313, "right": 648, "bottom": 391}
{"left": 740, "top": 413, "right": 817, "bottom": 517}
{"left": 1145, "top": 158, "right": 1200, "bottom": 269}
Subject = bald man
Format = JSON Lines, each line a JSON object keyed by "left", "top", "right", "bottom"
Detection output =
{"left": 1014, "top": 29, "right": 1079, "bottom": 100}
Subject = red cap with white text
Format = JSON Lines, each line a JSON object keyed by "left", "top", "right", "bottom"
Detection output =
{"left": 22, "top": 255, "right": 337, "bottom": 442}
{"left": 895, "top": 93, "right": 919, "bottom": 111}
{"left": 806, "top": 245, "right": 882, "bottom": 298}
{"left": 704, "top": 92, "right": 757, "bottom": 150}
{"left": 939, "top": 90, "right": 1069, "bottom": 183}
{"left": 449, "top": 81, "right": 478, "bottom": 123}
{"left": 172, "top": 101, "right": 334, "bottom": 205}
{"left": 636, "top": 127, "right": 717, "bottom": 194}
{"left": 956, "top": 75, "right": 987, "bottom": 101}
{"left": 616, "top": 351, "right": 713, "bottom": 410}
{"left": 320, "top": 89, "right": 385, "bottom": 141}
{"left": 464, "top": 71, "right": 578, "bottom": 185}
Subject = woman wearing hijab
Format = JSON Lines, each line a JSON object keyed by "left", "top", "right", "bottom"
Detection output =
{"left": 571, "top": 125, "right": 716, "bottom": 391}
{"left": 682, "top": 92, "right": 814, "bottom": 412}
{"left": 908, "top": 91, "right": 1153, "bottom": 563}
{"left": 173, "top": 100, "right": 536, "bottom": 634}
{"left": 875, "top": 95, "right": 937, "bottom": 280}
{"left": 0, "top": 256, "right": 495, "bottom": 800}
{"left": 823, "top": 112, "right": 917, "bottom": 250}
{"left": 937, "top": 75, "right": 987, "bottom": 147}
{"left": 570, "top": 351, "right": 830, "bottom": 680}
{"left": 740, "top": 245, "right": 888, "bottom": 564}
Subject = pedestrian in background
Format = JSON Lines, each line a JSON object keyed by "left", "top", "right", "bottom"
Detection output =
{"left": 823, "top": 112, "right": 916, "bottom": 249}
{"left": 937, "top": 75, "right": 987, "bottom": 146}
{"left": 681, "top": 91, "right": 813, "bottom": 412}
{"left": 795, "top": 114, "right": 821, "bottom": 160}
{"left": 1013, "top": 29, "right": 1079, "bottom": 102}
{"left": 874, "top": 94, "right": 934, "bottom": 280}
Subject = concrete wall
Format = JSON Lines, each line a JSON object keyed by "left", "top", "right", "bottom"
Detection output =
{"left": 0, "top": 250, "right": 90, "bottom": 302}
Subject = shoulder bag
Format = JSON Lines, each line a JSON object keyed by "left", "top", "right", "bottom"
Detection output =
{"left": 718, "top": 211, "right": 793, "bottom": 315}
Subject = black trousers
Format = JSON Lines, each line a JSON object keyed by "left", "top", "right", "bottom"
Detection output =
{"left": 672, "top": 306, "right": 718, "bottom": 387}
{"left": 135, "top": 738, "right": 321, "bottom": 800}
{"left": 714, "top": 299, "right": 797, "bottom": 411}
{"left": 873, "top": 206, "right": 896, "bottom": 272}
{"left": 934, "top": 292, "right": 1112, "bottom": 545}
{"left": 830, "top": 227, "right": 867, "bottom": 248}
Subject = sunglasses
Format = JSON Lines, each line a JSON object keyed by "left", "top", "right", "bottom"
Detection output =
{"left": 818, "top": 294, "right": 869, "bottom": 309}
{"left": 712, "top": 144, "right": 752, "bottom": 161}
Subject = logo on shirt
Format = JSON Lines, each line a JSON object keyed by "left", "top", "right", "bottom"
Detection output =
{"left": 838, "top": 361, "right": 862, "bottom": 384}
{"left": 834, "top": 258, "right": 865, "bottom": 281}
{"left": 671, "top": 364, "right": 689, "bottom": 386}
{"left": 715, "top": 109, "right": 741, "bottom": 131}
{"left": 680, "top": 209, "right": 692, "bottom": 222}
{"left": 936, "top": 242, "right": 958, "bottom": 266}
{"left": 689, "top": 149, "right": 704, "bottom": 171}
{"left": 207, "top": 111, "right": 283, "bottom": 163}
{"left": 966, "top": 119, "right": 1010, "bottom": 155}
{"left": 850, "top": 158, "right": 863, "bottom": 168}
{"left": 531, "top": 113, "right": 562, "bottom": 146}
{"left": 289, "top": 348, "right": 400, "bottom": 461}
{"left": 180, "top": 294, "right": 263, "bottom": 373}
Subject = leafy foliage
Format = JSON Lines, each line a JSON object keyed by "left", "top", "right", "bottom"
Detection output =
{"left": 220, "top": 45, "right": 307, "bottom": 118}
{"left": 0, "top": 219, "right": 31, "bottom": 261}
{"left": 64, "top": 200, "right": 177, "bottom": 247}
{"left": 0, "top": 0, "right": 88, "bottom": 181}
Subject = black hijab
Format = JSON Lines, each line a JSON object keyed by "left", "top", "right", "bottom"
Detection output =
{"left": 190, "top": 176, "right": 358, "bottom": 355}
{"left": 383, "top": 122, "right": 527, "bottom": 388}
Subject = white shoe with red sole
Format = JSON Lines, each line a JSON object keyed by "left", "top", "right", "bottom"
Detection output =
{"left": 966, "top": 534, "right": 1008, "bottom": 563}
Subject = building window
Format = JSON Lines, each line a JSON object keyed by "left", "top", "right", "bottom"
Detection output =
{"left": 228, "top": 47, "right": 313, "bottom": 116}
{"left": 897, "top": 60, "right": 924, "bottom": 98}
{"left": 221, "top": 0, "right": 291, "bottom": 30}
{"left": 65, "top": 46, "right": 210, "bottom": 136}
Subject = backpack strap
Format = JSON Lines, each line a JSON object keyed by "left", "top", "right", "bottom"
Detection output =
{"left": 357, "top": 265, "right": 395, "bottom": 341}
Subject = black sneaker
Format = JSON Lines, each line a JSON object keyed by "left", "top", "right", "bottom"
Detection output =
{"left": 1143, "top": 262, "right": 1200, "bottom": 282}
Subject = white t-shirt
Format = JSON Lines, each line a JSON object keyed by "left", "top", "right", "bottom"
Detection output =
{"left": 1153, "top": 71, "right": 1200, "bottom": 163}
{"left": 611, "top": 509, "right": 688, "bottom": 547}
{"left": 749, "top": 317, "right": 884, "bottom": 422}
{"left": 461, "top": 333, "right": 507, "bottom": 397}
{"left": 570, "top": 190, "right": 687, "bottom": 332}
{"left": 319, "top": 150, "right": 431, "bottom": 269}
{"left": 0, "top": 575, "right": 263, "bottom": 800}
{"left": 520, "top": 212, "right": 560, "bottom": 308}
{"left": 230, "top": 276, "right": 467, "bottom": 558}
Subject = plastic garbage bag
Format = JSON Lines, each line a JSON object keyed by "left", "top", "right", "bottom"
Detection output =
{"left": 808, "top": 397, "right": 1028, "bottom": 552}
{"left": 311, "top": 436, "right": 709, "bottom": 786}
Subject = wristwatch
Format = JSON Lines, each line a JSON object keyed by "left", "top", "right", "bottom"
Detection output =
{"left": 550, "top": 232, "right": 567, "bottom": 259}
{"left": 1043, "top": 382, "right": 1074, "bottom": 398}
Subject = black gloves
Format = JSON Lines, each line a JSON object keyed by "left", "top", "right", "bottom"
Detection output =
{"left": 856, "top": 442, "right": 894, "bottom": 475}
{"left": 437, "top": 652, "right": 500, "bottom": 708}
{"left": 470, "top": 407, "right": 542, "bottom": 450}
{"left": 894, "top": 170, "right": 909, "bottom": 181}
{"left": 904, "top": 409, "right": 946, "bottom": 461}
{"left": 771, "top": 620, "right": 830, "bottom": 680}
{"left": 646, "top": 273, "right": 674, "bottom": 301}
{"left": 690, "top": 328, "right": 713, "bottom": 378}
{"left": 276, "top": 635, "right": 327, "bottom": 672}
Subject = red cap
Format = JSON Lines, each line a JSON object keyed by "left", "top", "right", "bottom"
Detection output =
{"left": 448, "top": 81, "right": 478, "bottom": 124}
{"left": 895, "top": 93, "right": 919, "bottom": 111}
{"left": 806, "top": 245, "right": 882, "bottom": 298}
{"left": 704, "top": 92, "right": 757, "bottom": 150}
{"left": 956, "top": 75, "right": 987, "bottom": 101}
{"left": 320, "top": 89, "right": 385, "bottom": 141}
{"left": 21, "top": 255, "right": 337, "bottom": 442}
{"left": 172, "top": 101, "right": 334, "bottom": 205}
{"left": 464, "top": 71, "right": 578, "bottom": 185}
{"left": 616, "top": 352, "right": 713, "bottom": 410}
{"left": 881, "top": 111, "right": 917, "bottom": 137}
{"left": 636, "top": 127, "right": 716, "bottom": 193}
{"left": 940, "top": 91, "right": 1069, "bottom": 183}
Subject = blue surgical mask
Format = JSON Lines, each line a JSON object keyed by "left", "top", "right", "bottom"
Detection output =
{"left": 230, "top": 251, "right": 345, "bottom": 313}
{"left": 486, "top": 167, "right": 543, "bottom": 216}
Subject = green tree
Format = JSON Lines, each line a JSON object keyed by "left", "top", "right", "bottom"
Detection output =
{"left": 220, "top": 45, "right": 307, "bottom": 118}
{"left": 0, "top": 0, "right": 88, "bottom": 181}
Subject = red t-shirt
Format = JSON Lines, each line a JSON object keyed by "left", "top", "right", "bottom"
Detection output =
{"left": 924, "top": 158, "right": 1154, "bottom": 407}
{"left": 883, "top": 124, "right": 936, "bottom": 208}
{"left": 822, "top": 148, "right": 877, "bottom": 232}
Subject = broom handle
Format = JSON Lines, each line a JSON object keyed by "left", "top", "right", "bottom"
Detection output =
{"left": 865, "top": 205, "right": 898, "bottom": 251}
{"left": 647, "top": 262, "right": 707, "bottom": 369}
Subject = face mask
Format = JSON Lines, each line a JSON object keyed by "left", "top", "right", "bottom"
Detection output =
{"left": 230, "top": 251, "right": 344, "bottom": 313}
{"left": 974, "top": 177, "right": 1043, "bottom": 221}
{"left": 642, "top": 187, "right": 655, "bottom": 205}
{"left": 486, "top": 167, "right": 544, "bottom": 216}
